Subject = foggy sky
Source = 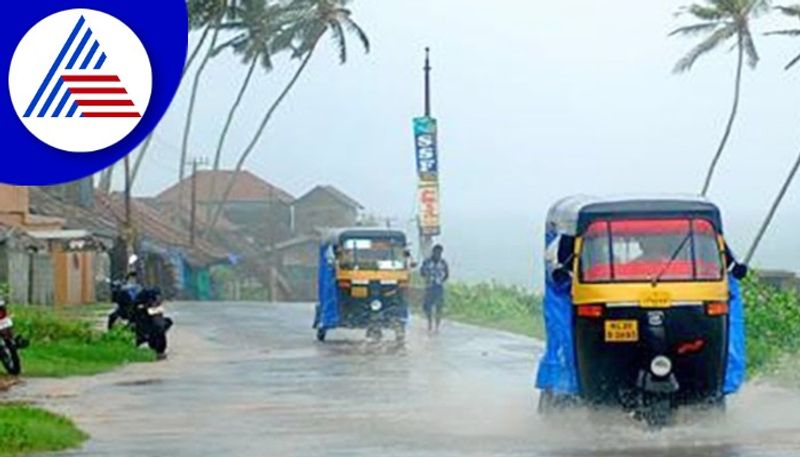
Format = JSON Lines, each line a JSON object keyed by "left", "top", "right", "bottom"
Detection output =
{"left": 129, "top": 0, "right": 800, "bottom": 287}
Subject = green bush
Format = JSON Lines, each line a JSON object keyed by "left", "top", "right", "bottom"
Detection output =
{"left": 742, "top": 275, "right": 800, "bottom": 375}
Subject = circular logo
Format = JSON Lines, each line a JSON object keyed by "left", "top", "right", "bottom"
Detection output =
{"left": 8, "top": 9, "right": 152, "bottom": 153}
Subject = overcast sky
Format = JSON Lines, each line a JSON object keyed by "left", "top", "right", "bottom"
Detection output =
{"left": 129, "top": 0, "right": 800, "bottom": 287}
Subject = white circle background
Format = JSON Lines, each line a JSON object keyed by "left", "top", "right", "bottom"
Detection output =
{"left": 8, "top": 9, "right": 152, "bottom": 153}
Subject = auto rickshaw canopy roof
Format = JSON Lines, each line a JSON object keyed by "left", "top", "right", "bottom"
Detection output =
{"left": 546, "top": 195, "right": 723, "bottom": 237}
{"left": 321, "top": 228, "right": 407, "bottom": 247}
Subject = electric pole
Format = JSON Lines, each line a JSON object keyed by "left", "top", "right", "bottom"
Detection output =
{"left": 186, "top": 157, "right": 209, "bottom": 246}
{"left": 124, "top": 154, "right": 133, "bottom": 261}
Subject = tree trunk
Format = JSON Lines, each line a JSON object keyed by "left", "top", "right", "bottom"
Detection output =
{"left": 130, "top": 26, "right": 212, "bottom": 189}
{"left": 179, "top": 21, "right": 222, "bottom": 209}
{"left": 99, "top": 166, "right": 114, "bottom": 194}
{"left": 207, "top": 57, "right": 259, "bottom": 220}
{"left": 207, "top": 46, "right": 317, "bottom": 232}
{"left": 745, "top": 151, "right": 800, "bottom": 264}
{"left": 701, "top": 35, "right": 744, "bottom": 197}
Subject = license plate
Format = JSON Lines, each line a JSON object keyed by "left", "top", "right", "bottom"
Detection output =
{"left": 641, "top": 291, "right": 672, "bottom": 309}
{"left": 147, "top": 306, "right": 165, "bottom": 316}
{"left": 351, "top": 286, "right": 368, "bottom": 298}
{"left": 604, "top": 320, "right": 639, "bottom": 343}
{"left": 0, "top": 317, "right": 12, "bottom": 330}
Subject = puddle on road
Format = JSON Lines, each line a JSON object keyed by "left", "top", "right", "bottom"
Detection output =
{"left": 114, "top": 378, "right": 164, "bottom": 387}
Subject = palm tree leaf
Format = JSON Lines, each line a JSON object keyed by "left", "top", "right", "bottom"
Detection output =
{"left": 775, "top": 5, "right": 800, "bottom": 17}
{"left": 343, "top": 16, "right": 370, "bottom": 53}
{"left": 741, "top": 27, "right": 759, "bottom": 68}
{"left": 765, "top": 28, "right": 800, "bottom": 36}
{"left": 673, "top": 24, "right": 737, "bottom": 72}
{"left": 329, "top": 20, "right": 348, "bottom": 63}
{"left": 669, "top": 22, "right": 720, "bottom": 37}
{"left": 687, "top": 4, "right": 726, "bottom": 21}
{"left": 785, "top": 52, "right": 800, "bottom": 69}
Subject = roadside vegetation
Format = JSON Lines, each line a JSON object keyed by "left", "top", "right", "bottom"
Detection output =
{"left": 0, "top": 403, "right": 87, "bottom": 457}
{"left": 443, "top": 275, "right": 800, "bottom": 380}
{"left": 742, "top": 275, "right": 800, "bottom": 377}
{"left": 442, "top": 282, "right": 544, "bottom": 339}
{"left": 6, "top": 305, "right": 152, "bottom": 378}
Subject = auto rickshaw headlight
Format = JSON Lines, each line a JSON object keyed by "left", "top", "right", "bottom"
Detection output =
{"left": 650, "top": 355, "right": 672, "bottom": 377}
{"left": 370, "top": 300, "right": 383, "bottom": 311}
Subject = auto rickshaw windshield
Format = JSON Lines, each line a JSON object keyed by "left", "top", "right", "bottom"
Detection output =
{"left": 580, "top": 218, "right": 723, "bottom": 283}
{"left": 339, "top": 238, "right": 406, "bottom": 270}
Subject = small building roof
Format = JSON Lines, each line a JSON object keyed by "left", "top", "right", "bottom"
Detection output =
{"left": 295, "top": 185, "right": 363, "bottom": 210}
{"left": 156, "top": 170, "right": 294, "bottom": 205}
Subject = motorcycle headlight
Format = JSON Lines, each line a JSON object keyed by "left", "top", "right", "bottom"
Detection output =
{"left": 650, "top": 355, "right": 672, "bottom": 377}
{"left": 370, "top": 300, "right": 383, "bottom": 311}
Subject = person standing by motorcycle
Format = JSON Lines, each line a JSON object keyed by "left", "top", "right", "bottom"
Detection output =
{"left": 107, "top": 271, "right": 142, "bottom": 330}
{"left": 421, "top": 244, "right": 449, "bottom": 334}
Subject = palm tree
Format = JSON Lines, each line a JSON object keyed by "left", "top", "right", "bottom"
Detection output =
{"left": 207, "top": 0, "right": 370, "bottom": 231}
{"left": 127, "top": 0, "right": 241, "bottom": 190}
{"left": 671, "top": 0, "right": 768, "bottom": 196}
{"left": 176, "top": 0, "right": 244, "bottom": 206}
{"left": 206, "top": 0, "right": 294, "bottom": 218}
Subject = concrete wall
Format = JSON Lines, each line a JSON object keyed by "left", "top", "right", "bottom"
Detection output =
{"left": 0, "top": 245, "right": 55, "bottom": 306}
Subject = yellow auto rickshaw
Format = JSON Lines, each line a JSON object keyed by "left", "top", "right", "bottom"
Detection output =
{"left": 536, "top": 196, "right": 747, "bottom": 427}
{"left": 313, "top": 228, "right": 411, "bottom": 343}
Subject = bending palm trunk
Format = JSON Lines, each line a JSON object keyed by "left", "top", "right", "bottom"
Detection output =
{"left": 207, "top": 57, "right": 259, "bottom": 219}
{"left": 208, "top": 46, "right": 317, "bottom": 231}
{"left": 745, "top": 151, "right": 800, "bottom": 264}
{"left": 701, "top": 41, "right": 743, "bottom": 197}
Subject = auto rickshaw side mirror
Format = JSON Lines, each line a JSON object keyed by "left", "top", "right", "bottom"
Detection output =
{"left": 731, "top": 263, "right": 748, "bottom": 280}
{"left": 551, "top": 266, "right": 572, "bottom": 287}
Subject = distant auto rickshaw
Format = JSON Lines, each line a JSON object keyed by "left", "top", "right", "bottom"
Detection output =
{"left": 314, "top": 228, "right": 411, "bottom": 343}
{"left": 536, "top": 196, "right": 748, "bottom": 427}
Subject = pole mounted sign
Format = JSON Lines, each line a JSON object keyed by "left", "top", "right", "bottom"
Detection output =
{"left": 414, "top": 116, "right": 438, "bottom": 179}
{"left": 417, "top": 180, "right": 440, "bottom": 236}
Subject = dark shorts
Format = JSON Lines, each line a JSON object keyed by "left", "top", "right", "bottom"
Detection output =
{"left": 423, "top": 286, "right": 445, "bottom": 316}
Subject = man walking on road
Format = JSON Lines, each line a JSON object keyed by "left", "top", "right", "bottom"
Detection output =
{"left": 421, "top": 244, "right": 449, "bottom": 334}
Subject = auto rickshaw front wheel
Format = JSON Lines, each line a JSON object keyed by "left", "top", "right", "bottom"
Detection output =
{"left": 366, "top": 327, "right": 382, "bottom": 343}
{"left": 638, "top": 395, "right": 674, "bottom": 430}
{"left": 316, "top": 329, "right": 327, "bottom": 342}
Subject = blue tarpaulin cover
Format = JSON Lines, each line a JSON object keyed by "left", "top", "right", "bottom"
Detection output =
{"left": 318, "top": 244, "right": 340, "bottom": 329}
{"left": 725, "top": 276, "right": 746, "bottom": 394}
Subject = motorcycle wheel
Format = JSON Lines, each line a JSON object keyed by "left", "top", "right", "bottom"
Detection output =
{"left": 148, "top": 331, "right": 167, "bottom": 355}
{"left": 0, "top": 338, "right": 21, "bottom": 376}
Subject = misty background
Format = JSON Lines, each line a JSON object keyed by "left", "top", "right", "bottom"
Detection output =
{"left": 126, "top": 0, "right": 800, "bottom": 288}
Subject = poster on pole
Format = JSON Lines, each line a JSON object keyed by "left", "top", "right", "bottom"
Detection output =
{"left": 413, "top": 117, "right": 438, "bottom": 179}
{"left": 417, "top": 180, "right": 441, "bottom": 236}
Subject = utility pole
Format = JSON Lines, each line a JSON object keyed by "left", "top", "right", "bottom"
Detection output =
{"left": 186, "top": 157, "right": 209, "bottom": 246}
{"left": 424, "top": 47, "right": 432, "bottom": 118}
{"left": 124, "top": 154, "right": 133, "bottom": 261}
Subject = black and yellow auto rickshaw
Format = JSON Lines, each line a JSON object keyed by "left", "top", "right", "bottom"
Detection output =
{"left": 536, "top": 196, "right": 747, "bottom": 427}
{"left": 313, "top": 228, "right": 411, "bottom": 343}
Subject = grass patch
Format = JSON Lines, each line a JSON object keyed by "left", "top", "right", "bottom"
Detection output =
{"left": 0, "top": 403, "right": 87, "bottom": 456}
{"left": 742, "top": 275, "right": 800, "bottom": 377}
{"left": 5, "top": 305, "right": 153, "bottom": 378}
{"left": 443, "top": 282, "right": 544, "bottom": 338}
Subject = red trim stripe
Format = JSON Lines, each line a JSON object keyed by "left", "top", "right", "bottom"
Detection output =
{"left": 82, "top": 112, "right": 141, "bottom": 118}
{"left": 61, "top": 75, "right": 120, "bottom": 82}
{"left": 69, "top": 87, "right": 128, "bottom": 94}
{"left": 76, "top": 100, "right": 134, "bottom": 106}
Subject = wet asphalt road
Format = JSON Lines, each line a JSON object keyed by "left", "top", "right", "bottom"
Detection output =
{"left": 9, "top": 302, "right": 800, "bottom": 457}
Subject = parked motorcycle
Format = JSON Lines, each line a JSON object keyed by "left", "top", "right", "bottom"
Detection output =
{"left": 0, "top": 299, "right": 29, "bottom": 375}
{"left": 109, "top": 279, "right": 173, "bottom": 359}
